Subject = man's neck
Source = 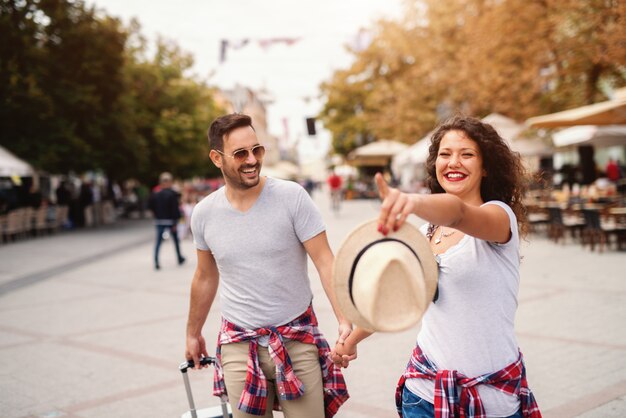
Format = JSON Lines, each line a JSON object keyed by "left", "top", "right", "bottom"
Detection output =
{"left": 224, "top": 177, "right": 266, "bottom": 212}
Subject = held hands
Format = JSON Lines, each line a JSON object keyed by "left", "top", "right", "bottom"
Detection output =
{"left": 185, "top": 334, "right": 209, "bottom": 370}
{"left": 331, "top": 341, "right": 358, "bottom": 368}
{"left": 331, "top": 320, "right": 356, "bottom": 368}
{"left": 375, "top": 173, "right": 415, "bottom": 235}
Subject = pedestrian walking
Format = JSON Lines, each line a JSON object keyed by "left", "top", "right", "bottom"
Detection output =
{"left": 178, "top": 191, "right": 196, "bottom": 240}
{"left": 332, "top": 115, "right": 542, "bottom": 418}
{"left": 185, "top": 113, "right": 351, "bottom": 418}
{"left": 148, "top": 172, "right": 185, "bottom": 270}
{"left": 605, "top": 158, "right": 621, "bottom": 182}
{"left": 327, "top": 170, "right": 342, "bottom": 212}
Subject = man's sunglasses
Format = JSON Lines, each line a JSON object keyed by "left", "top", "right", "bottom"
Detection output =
{"left": 214, "top": 145, "right": 265, "bottom": 162}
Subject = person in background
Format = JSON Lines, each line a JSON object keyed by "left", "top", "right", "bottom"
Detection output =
{"left": 333, "top": 115, "right": 541, "bottom": 418}
{"left": 327, "top": 170, "right": 343, "bottom": 212}
{"left": 178, "top": 191, "right": 196, "bottom": 240}
{"left": 148, "top": 172, "right": 185, "bottom": 270}
{"left": 605, "top": 158, "right": 621, "bottom": 182}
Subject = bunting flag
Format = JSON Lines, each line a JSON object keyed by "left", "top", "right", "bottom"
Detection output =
{"left": 219, "top": 39, "right": 250, "bottom": 63}
{"left": 219, "top": 37, "right": 301, "bottom": 63}
{"left": 257, "top": 37, "right": 301, "bottom": 50}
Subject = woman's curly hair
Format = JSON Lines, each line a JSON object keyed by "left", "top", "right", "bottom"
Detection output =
{"left": 425, "top": 115, "right": 529, "bottom": 238}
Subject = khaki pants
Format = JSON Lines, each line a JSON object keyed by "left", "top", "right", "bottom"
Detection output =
{"left": 221, "top": 340, "right": 324, "bottom": 418}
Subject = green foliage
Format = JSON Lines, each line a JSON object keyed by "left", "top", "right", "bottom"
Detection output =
{"left": 1, "top": 0, "right": 129, "bottom": 174}
{"left": 0, "top": 0, "right": 223, "bottom": 183}
{"left": 123, "top": 33, "right": 223, "bottom": 183}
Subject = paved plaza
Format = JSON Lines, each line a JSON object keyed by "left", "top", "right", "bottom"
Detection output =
{"left": 0, "top": 187, "right": 625, "bottom": 418}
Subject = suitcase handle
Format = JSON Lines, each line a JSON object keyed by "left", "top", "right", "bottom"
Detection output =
{"left": 179, "top": 356, "right": 215, "bottom": 373}
{"left": 179, "top": 356, "right": 223, "bottom": 418}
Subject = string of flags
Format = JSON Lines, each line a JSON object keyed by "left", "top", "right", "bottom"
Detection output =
{"left": 220, "top": 37, "right": 301, "bottom": 63}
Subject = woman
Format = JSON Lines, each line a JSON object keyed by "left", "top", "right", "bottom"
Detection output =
{"left": 333, "top": 116, "right": 541, "bottom": 418}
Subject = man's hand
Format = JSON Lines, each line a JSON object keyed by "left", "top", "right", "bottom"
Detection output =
{"left": 331, "top": 341, "right": 357, "bottom": 368}
{"left": 185, "top": 334, "right": 208, "bottom": 369}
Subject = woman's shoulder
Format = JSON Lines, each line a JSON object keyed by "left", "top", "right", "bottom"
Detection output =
{"left": 481, "top": 200, "right": 519, "bottom": 246}
{"left": 481, "top": 200, "right": 516, "bottom": 221}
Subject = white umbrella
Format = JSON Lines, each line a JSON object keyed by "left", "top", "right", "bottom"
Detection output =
{"left": 0, "top": 145, "right": 34, "bottom": 177}
{"left": 481, "top": 114, "right": 555, "bottom": 157}
{"left": 481, "top": 113, "right": 525, "bottom": 142}
{"left": 261, "top": 160, "right": 300, "bottom": 180}
{"left": 552, "top": 125, "right": 626, "bottom": 148}
{"left": 348, "top": 139, "right": 409, "bottom": 166}
{"left": 391, "top": 137, "right": 428, "bottom": 172}
{"left": 390, "top": 133, "right": 433, "bottom": 189}
{"left": 509, "top": 138, "right": 554, "bottom": 157}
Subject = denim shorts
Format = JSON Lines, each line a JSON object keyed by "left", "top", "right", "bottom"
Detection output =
{"left": 401, "top": 387, "right": 435, "bottom": 418}
{"left": 401, "top": 387, "right": 523, "bottom": 418}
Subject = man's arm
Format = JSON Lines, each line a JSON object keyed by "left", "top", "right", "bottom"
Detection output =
{"left": 303, "top": 231, "right": 352, "bottom": 343}
{"left": 185, "top": 249, "right": 219, "bottom": 369}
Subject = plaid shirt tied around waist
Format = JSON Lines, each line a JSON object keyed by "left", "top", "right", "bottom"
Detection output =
{"left": 213, "top": 305, "right": 349, "bottom": 417}
{"left": 395, "top": 344, "right": 542, "bottom": 418}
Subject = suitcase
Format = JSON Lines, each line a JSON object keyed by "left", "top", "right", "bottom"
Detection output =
{"left": 179, "top": 357, "right": 232, "bottom": 418}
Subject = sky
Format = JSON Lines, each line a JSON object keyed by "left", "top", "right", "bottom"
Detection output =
{"left": 88, "top": 0, "right": 405, "bottom": 162}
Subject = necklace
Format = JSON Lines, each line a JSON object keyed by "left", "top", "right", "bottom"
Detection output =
{"left": 434, "top": 226, "right": 456, "bottom": 245}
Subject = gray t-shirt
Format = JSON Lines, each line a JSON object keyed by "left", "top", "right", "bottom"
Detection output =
{"left": 191, "top": 177, "right": 325, "bottom": 329}
{"left": 406, "top": 201, "right": 521, "bottom": 417}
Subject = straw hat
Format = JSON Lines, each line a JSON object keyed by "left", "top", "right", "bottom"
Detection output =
{"left": 333, "top": 219, "right": 438, "bottom": 332}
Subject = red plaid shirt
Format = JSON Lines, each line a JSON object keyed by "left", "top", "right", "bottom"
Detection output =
{"left": 395, "top": 344, "right": 542, "bottom": 418}
{"left": 213, "top": 305, "right": 349, "bottom": 417}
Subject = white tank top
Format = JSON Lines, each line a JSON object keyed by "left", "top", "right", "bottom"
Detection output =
{"left": 405, "top": 201, "right": 521, "bottom": 417}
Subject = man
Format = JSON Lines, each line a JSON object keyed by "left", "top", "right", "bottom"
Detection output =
{"left": 185, "top": 113, "right": 350, "bottom": 418}
{"left": 606, "top": 158, "right": 621, "bottom": 182}
{"left": 327, "top": 170, "right": 342, "bottom": 212}
{"left": 148, "top": 172, "right": 185, "bottom": 270}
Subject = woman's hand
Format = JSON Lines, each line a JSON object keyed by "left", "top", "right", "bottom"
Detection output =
{"left": 375, "top": 173, "right": 415, "bottom": 235}
{"left": 331, "top": 341, "right": 358, "bottom": 368}
{"left": 337, "top": 319, "right": 353, "bottom": 344}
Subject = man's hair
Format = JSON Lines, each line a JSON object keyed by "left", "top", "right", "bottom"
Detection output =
{"left": 207, "top": 113, "right": 255, "bottom": 151}
{"left": 159, "top": 172, "right": 173, "bottom": 184}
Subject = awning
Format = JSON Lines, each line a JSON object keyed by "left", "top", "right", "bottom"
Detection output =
{"left": 526, "top": 98, "right": 626, "bottom": 128}
{"left": 552, "top": 125, "right": 626, "bottom": 148}
{"left": 347, "top": 139, "right": 409, "bottom": 166}
{"left": 261, "top": 160, "right": 300, "bottom": 180}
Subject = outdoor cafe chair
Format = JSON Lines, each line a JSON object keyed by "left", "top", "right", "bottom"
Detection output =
{"left": 581, "top": 208, "right": 626, "bottom": 252}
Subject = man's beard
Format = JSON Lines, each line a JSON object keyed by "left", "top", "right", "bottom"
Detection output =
{"left": 223, "top": 162, "right": 262, "bottom": 189}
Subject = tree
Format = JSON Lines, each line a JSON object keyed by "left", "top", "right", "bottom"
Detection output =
{"left": 0, "top": 0, "right": 133, "bottom": 176}
{"left": 0, "top": 0, "right": 56, "bottom": 168}
{"left": 124, "top": 31, "right": 223, "bottom": 184}
{"left": 0, "top": 2, "right": 224, "bottom": 183}
{"left": 319, "top": 0, "right": 626, "bottom": 155}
